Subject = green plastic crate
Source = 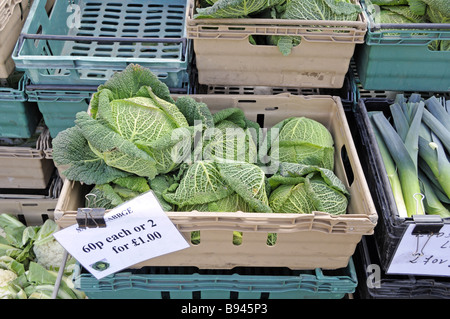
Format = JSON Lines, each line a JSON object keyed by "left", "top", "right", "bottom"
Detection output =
{"left": 25, "top": 86, "right": 94, "bottom": 138}
{"left": 355, "top": 0, "right": 450, "bottom": 92}
{"left": 73, "top": 260, "right": 357, "bottom": 299}
{"left": 13, "top": 0, "right": 191, "bottom": 88}
{"left": 0, "top": 75, "right": 41, "bottom": 138}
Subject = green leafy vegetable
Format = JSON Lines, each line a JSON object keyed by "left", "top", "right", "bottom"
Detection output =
{"left": 265, "top": 117, "right": 335, "bottom": 171}
{"left": 194, "top": 0, "right": 285, "bottom": 18}
{"left": 53, "top": 64, "right": 191, "bottom": 185}
{"left": 370, "top": 94, "right": 450, "bottom": 218}
{"left": 268, "top": 0, "right": 361, "bottom": 55}
{"left": 0, "top": 215, "right": 84, "bottom": 299}
{"left": 163, "top": 160, "right": 272, "bottom": 213}
{"left": 268, "top": 162, "right": 349, "bottom": 214}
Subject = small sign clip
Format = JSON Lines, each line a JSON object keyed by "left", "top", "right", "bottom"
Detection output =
{"left": 76, "top": 194, "right": 106, "bottom": 229}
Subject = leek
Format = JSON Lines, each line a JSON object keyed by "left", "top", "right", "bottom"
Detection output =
{"left": 422, "top": 108, "right": 450, "bottom": 154}
{"left": 369, "top": 112, "right": 408, "bottom": 217}
{"left": 372, "top": 112, "right": 425, "bottom": 217}
{"left": 418, "top": 135, "right": 450, "bottom": 199}
{"left": 419, "top": 170, "right": 450, "bottom": 218}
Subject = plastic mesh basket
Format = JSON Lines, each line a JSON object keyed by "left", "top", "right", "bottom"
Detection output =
{"left": 13, "top": 0, "right": 191, "bottom": 87}
{"left": 0, "top": 74, "right": 41, "bottom": 138}
{"left": 354, "top": 0, "right": 450, "bottom": 92}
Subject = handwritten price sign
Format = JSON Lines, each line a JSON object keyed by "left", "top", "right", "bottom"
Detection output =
{"left": 387, "top": 224, "right": 450, "bottom": 277}
{"left": 54, "top": 191, "right": 189, "bottom": 279}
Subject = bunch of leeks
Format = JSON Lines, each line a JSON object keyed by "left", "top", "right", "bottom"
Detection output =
{"left": 369, "top": 94, "right": 450, "bottom": 219}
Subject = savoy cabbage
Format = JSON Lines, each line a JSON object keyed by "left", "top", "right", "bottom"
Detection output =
{"left": 268, "top": 162, "right": 349, "bottom": 214}
{"left": 268, "top": 0, "right": 362, "bottom": 55}
{"left": 194, "top": 0, "right": 286, "bottom": 18}
{"left": 163, "top": 160, "right": 272, "bottom": 213}
{"left": 52, "top": 64, "right": 192, "bottom": 185}
{"left": 264, "top": 116, "right": 335, "bottom": 172}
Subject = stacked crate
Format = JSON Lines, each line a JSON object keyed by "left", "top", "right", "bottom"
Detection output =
{"left": 0, "top": 0, "right": 61, "bottom": 225}
{"left": 350, "top": 0, "right": 450, "bottom": 299}
{"left": 51, "top": 0, "right": 379, "bottom": 299}
{"left": 12, "top": 0, "right": 193, "bottom": 138}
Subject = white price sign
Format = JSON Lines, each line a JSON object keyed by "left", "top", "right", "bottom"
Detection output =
{"left": 387, "top": 224, "right": 450, "bottom": 277}
{"left": 53, "top": 191, "right": 190, "bottom": 279}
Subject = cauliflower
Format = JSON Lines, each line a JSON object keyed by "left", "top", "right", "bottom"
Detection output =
{"left": 33, "top": 239, "right": 66, "bottom": 270}
{"left": 0, "top": 269, "right": 17, "bottom": 287}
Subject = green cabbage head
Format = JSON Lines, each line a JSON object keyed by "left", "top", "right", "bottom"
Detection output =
{"left": 268, "top": 162, "right": 349, "bottom": 215}
{"left": 163, "top": 160, "right": 272, "bottom": 213}
{"left": 52, "top": 64, "right": 191, "bottom": 185}
{"left": 266, "top": 117, "right": 335, "bottom": 171}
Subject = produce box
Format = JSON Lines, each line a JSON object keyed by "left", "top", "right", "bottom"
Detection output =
{"left": 0, "top": 126, "right": 55, "bottom": 189}
{"left": 73, "top": 260, "right": 357, "bottom": 299}
{"left": 0, "top": 73, "right": 41, "bottom": 138}
{"left": 12, "top": 0, "right": 191, "bottom": 87}
{"left": 201, "top": 67, "right": 359, "bottom": 111}
{"left": 186, "top": 0, "right": 367, "bottom": 89}
{"left": 54, "top": 94, "right": 377, "bottom": 270}
{"left": 26, "top": 85, "right": 95, "bottom": 138}
{"left": 354, "top": 97, "right": 450, "bottom": 272}
{"left": 0, "top": 0, "right": 32, "bottom": 78}
{"left": 354, "top": 235, "right": 450, "bottom": 299}
{"left": 0, "top": 170, "right": 62, "bottom": 226}
{"left": 354, "top": 0, "right": 450, "bottom": 92}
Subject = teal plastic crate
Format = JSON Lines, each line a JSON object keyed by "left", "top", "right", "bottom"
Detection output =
{"left": 26, "top": 86, "right": 94, "bottom": 138}
{"left": 0, "top": 75, "right": 41, "bottom": 138}
{"left": 355, "top": 0, "right": 450, "bottom": 92}
{"left": 73, "top": 260, "right": 357, "bottom": 299}
{"left": 13, "top": 0, "right": 191, "bottom": 88}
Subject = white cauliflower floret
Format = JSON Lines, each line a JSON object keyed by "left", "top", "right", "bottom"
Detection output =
{"left": 0, "top": 269, "right": 17, "bottom": 287}
{"left": 33, "top": 239, "right": 66, "bottom": 270}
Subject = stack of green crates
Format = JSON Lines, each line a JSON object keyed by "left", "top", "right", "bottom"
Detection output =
{"left": 13, "top": 0, "right": 192, "bottom": 138}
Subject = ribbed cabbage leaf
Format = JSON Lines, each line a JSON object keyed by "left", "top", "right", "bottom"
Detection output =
{"left": 268, "top": 162, "right": 349, "bottom": 214}
{"left": 52, "top": 64, "right": 191, "bottom": 185}
{"left": 266, "top": 117, "right": 335, "bottom": 171}
{"left": 268, "top": 0, "right": 361, "bottom": 55}
{"left": 195, "top": 0, "right": 285, "bottom": 18}
{"left": 163, "top": 161, "right": 272, "bottom": 213}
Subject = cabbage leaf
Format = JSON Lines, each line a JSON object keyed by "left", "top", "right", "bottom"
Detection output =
{"left": 163, "top": 161, "right": 272, "bottom": 213}
{"left": 268, "top": 0, "right": 361, "bottom": 55}
{"left": 265, "top": 117, "right": 335, "bottom": 171}
{"left": 268, "top": 162, "right": 349, "bottom": 214}
{"left": 194, "top": 0, "right": 285, "bottom": 18}
{"left": 53, "top": 64, "right": 191, "bottom": 185}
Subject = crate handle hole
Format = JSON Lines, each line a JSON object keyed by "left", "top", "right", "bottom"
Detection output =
{"left": 340, "top": 144, "right": 355, "bottom": 186}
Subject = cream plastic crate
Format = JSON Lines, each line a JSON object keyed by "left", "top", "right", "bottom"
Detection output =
{"left": 54, "top": 94, "right": 377, "bottom": 270}
{"left": 0, "top": 127, "right": 55, "bottom": 188}
{"left": 0, "top": 170, "right": 62, "bottom": 225}
{"left": 187, "top": 0, "right": 367, "bottom": 88}
{"left": 0, "top": 0, "right": 31, "bottom": 78}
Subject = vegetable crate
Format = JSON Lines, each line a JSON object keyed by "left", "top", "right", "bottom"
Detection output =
{"left": 12, "top": 0, "right": 192, "bottom": 88}
{"left": 55, "top": 94, "right": 377, "bottom": 271}
{"left": 0, "top": 170, "right": 62, "bottom": 226}
{"left": 0, "top": 0, "right": 32, "bottom": 78}
{"left": 186, "top": 0, "right": 367, "bottom": 89}
{"left": 354, "top": 0, "right": 450, "bottom": 92}
{"left": 201, "top": 67, "right": 359, "bottom": 111}
{"left": 0, "top": 126, "right": 55, "bottom": 189}
{"left": 73, "top": 260, "right": 357, "bottom": 299}
{"left": 354, "top": 97, "right": 450, "bottom": 272}
{"left": 354, "top": 235, "right": 450, "bottom": 299}
{"left": 26, "top": 77, "right": 196, "bottom": 139}
{"left": 0, "top": 74, "right": 41, "bottom": 138}
{"left": 26, "top": 85, "right": 95, "bottom": 139}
